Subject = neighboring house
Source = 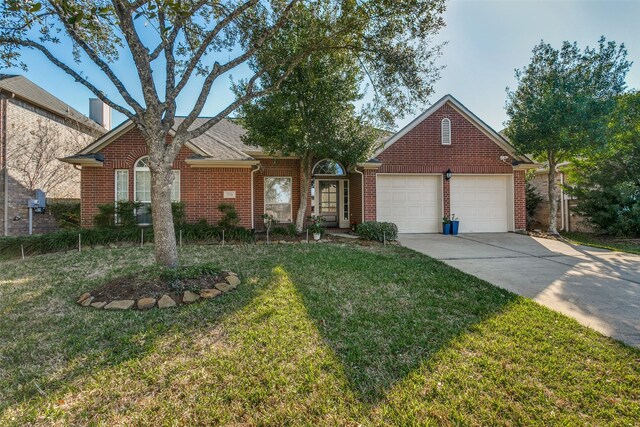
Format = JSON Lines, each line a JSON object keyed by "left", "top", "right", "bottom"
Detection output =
{"left": 530, "top": 164, "right": 594, "bottom": 233}
{"left": 0, "top": 75, "right": 108, "bottom": 236}
{"left": 62, "top": 94, "right": 535, "bottom": 233}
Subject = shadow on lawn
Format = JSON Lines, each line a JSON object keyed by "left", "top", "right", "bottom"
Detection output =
{"left": 279, "top": 245, "right": 519, "bottom": 404}
{"left": 1, "top": 244, "right": 519, "bottom": 419}
{"left": 0, "top": 249, "right": 264, "bottom": 411}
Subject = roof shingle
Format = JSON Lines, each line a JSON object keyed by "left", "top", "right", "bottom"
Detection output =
{"left": 0, "top": 74, "right": 106, "bottom": 135}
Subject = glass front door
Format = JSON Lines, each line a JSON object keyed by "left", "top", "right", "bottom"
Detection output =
{"left": 319, "top": 180, "right": 339, "bottom": 227}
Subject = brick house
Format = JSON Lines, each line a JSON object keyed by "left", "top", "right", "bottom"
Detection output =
{"left": 1, "top": 75, "right": 107, "bottom": 236}
{"left": 62, "top": 95, "right": 535, "bottom": 233}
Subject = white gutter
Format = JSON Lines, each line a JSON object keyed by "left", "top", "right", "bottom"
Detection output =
{"left": 185, "top": 158, "right": 259, "bottom": 168}
{"left": 58, "top": 157, "right": 104, "bottom": 167}
{"left": 251, "top": 163, "right": 261, "bottom": 229}
{"left": 353, "top": 166, "right": 365, "bottom": 223}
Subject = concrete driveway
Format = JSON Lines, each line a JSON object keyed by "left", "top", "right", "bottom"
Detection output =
{"left": 399, "top": 233, "right": 640, "bottom": 348}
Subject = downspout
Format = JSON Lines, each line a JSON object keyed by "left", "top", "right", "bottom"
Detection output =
{"left": 1, "top": 96, "right": 8, "bottom": 237}
{"left": 250, "top": 162, "right": 261, "bottom": 229}
{"left": 353, "top": 166, "right": 365, "bottom": 223}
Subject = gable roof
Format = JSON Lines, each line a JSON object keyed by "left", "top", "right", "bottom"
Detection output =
{"left": 374, "top": 94, "right": 533, "bottom": 164}
{"left": 0, "top": 74, "right": 106, "bottom": 135}
{"left": 71, "top": 117, "right": 260, "bottom": 163}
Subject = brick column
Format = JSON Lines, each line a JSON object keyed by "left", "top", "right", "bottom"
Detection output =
{"left": 443, "top": 178, "right": 451, "bottom": 219}
{"left": 514, "top": 170, "right": 526, "bottom": 231}
{"left": 363, "top": 169, "right": 377, "bottom": 221}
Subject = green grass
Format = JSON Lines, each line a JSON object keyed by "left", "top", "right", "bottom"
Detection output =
{"left": 563, "top": 232, "right": 640, "bottom": 255}
{"left": 0, "top": 244, "right": 638, "bottom": 426}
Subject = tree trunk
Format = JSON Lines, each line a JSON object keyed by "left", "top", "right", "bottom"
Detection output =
{"left": 150, "top": 164, "right": 178, "bottom": 268}
{"left": 547, "top": 151, "right": 559, "bottom": 235}
{"left": 295, "top": 153, "right": 314, "bottom": 233}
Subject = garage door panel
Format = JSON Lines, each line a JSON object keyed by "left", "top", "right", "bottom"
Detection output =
{"left": 377, "top": 175, "right": 440, "bottom": 233}
{"left": 450, "top": 176, "right": 510, "bottom": 233}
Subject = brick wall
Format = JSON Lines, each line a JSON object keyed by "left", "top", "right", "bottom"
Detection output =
{"left": 253, "top": 158, "right": 302, "bottom": 230}
{"left": 2, "top": 96, "right": 100, "bottom": 236}
{"left": 363, "top": 169, "right": 377, "bottom": 222}
{"left": 371, "top": 102, "right": 526, "bottom": 231}
{"left": 348, "top": 171, "right": 362, "bottom": 225}
{"left": 514, "top": 170, "right": 526, "bottom": 230}
{"left": 81, "top": 129, "right": 255, "bottom": 228}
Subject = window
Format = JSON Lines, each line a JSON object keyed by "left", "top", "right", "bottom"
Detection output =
{"left": 114, "top": 170, "right": 129, "bottom": 224}
{"left": 115, "top": 170, "right": 129, "bottom": 202}
{"left": 343, "top": 180, "right": 349, "bottom": 221}
{"left": 441, "top": 118, "right": 451, "bottom": 145}
{"left": 133, "top": 156, "right": 180, "bottom": 224}
{"left": 265, "top": 177, "right": 292, "bottom": 222}
{"left": 171, "top": 170, "right": 180, "bottom": 202}
{"left": 313, "top": 159, "right": 346, "bottom": 176}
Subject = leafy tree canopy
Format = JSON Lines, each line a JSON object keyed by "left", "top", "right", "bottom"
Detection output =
{"left": 569, "top": 91, "right": 640, "bottom": 236}
{"left": 504, "top": 37, "right": 631, "bottom": 233}
{"left": 0, "top": 0, "right": 446, "bottom": 265}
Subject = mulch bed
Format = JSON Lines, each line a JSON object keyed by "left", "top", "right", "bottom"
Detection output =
{"left": 88, "top": 271, "right": 227, "bottom": 305}
{"left": 77, "top": 268, "right": 241, "bottom": 310}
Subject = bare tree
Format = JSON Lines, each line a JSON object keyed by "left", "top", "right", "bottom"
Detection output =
{"left": 1, "top": 0, "right": 445, "bottom": 267}
{"left": 7, "top": 118, "right": 89, "bottom": 198}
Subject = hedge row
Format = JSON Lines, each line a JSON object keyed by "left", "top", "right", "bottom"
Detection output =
{"left": 0, "top": 222, "right": 253, "bottom": 260}
{"left": 355, "top": 221, "right": 399, "bottom": 242}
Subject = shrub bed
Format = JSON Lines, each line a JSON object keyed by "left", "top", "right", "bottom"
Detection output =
{"left": 0, "top": 222, "right": 253, "bottom": 260}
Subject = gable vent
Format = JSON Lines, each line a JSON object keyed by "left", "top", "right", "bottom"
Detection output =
{"left": 441, "top": 118, "right": 451, "bottom": 145}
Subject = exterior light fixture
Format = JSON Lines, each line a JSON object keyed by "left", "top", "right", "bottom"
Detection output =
{"left": 444, "top": 168, "right": 452, "bottom": 181}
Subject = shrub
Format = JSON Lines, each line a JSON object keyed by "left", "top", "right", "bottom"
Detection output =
{"left": 0, "top": 226, "right": 152, "bottom": 260}
{"left": 271, "top": 223, "right": 297, "bottom": 237}
{"left": 218, "top": 203, "right": 240, "bottom": 229}
{"left": 48, "top": 201, "right": 81, "bottom": 229}
{"left": 94, "top": 201, "right": 140, "bottom": 228}
{"left": 172, "top": 202, "right": 186, "bottom": 226}
{"left": 356, "top": 221, "right": 398, "bottom": 242}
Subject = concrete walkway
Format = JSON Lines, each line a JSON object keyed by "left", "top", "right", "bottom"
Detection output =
{"left": 399, "top": 233, "right": 640, "bottom": 348}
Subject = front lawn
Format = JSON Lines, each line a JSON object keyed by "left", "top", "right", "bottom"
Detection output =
{"left": 563, "top": 232, "right": 640, "bottom": 255}
{"left": 0, "top": 244, "right": 638, "bottom": 425}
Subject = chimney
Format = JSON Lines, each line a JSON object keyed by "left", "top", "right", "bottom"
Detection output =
{"left": 89, "top": 98, "right": 112, "bottom": 130}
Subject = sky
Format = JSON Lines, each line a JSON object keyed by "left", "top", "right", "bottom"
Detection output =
{"left": 3, "top": 0, "right": 640, "bottom": 131}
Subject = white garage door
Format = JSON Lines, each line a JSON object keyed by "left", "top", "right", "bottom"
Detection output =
{"left": 450, "top": 176, "right": 510, "bottom": 233}
{"left": 377, "top": 175, "right": 440, "bottom": 233}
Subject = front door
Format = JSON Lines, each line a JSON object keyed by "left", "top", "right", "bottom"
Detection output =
{"left": 319, "top": 180, "right": 339, "bottom": 227}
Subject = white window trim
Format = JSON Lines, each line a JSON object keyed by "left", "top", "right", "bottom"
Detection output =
{"left": 264, "top": 176, "right": 293, "bottom": 223}
{"left": 134, "top": 156, "right": 151, "bottom": 203}
{"left": 171, "top": 170, "right": 181, "bottom": 202}
{"left": 132, "top": 156, "right": 180, "bottom": 225}
{"left": 312, "top": 159, "right": 347, "bottom": 176}
{"left": 114, "top": 169, "right": 129, "bottom": 202}
{"left": 114, "top": 169, "right": 129, "bottom": 225}
{"left": 441, "top": 117, "right": 451, "bottom": 145}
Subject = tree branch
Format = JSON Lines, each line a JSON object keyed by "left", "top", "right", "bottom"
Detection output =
{"left": 171, "top": 0, "right": 260, "bottom": 99}
{"left": 175, "top": 0, "right": 300, "bottom": 137}
{"left": 176, "top": 50, "right": 308, "bottom": 155}
{"left": 0, "top": 36, "right": 134, "bottom": 119}
{"left": 48, "top": 2, "right": 144, "bottom": 116}
{"left": 111, "top": 0, "right": 160, "bottom": 113}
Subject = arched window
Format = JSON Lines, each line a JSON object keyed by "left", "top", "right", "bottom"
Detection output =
{"left": 133, "top": 156, "right": 180, "bottom": 224}
{"left": 441, "top": 118, "right": 451, "bottom": 145}
{"left": 312, "top": 159, "right": 346, "bottom": 176}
